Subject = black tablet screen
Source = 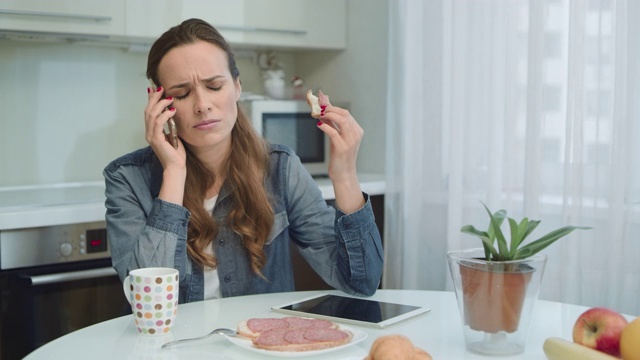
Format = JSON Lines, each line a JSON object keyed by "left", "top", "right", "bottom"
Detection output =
{"left": 278, "top": 295, "right": 422, "bottom": 324}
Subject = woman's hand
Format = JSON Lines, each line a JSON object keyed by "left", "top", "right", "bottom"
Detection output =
{"left": 317, "top": 105, "right": 365, "bottom": 213}
{"left": 145, "top": 86, "right": 187, "bottom": 205}
{"left": 144, "top": 86, "right": 186, "bottom": 170}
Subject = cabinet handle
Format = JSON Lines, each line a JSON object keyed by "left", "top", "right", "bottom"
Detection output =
{"left": 0, "top": 9, "right": 111, "bottom": 22}
{"left": 217, "top": 25, "right": 306, "bottom": 36}
{"left": 24, "top": 267, "right": 118, "bottom": 286}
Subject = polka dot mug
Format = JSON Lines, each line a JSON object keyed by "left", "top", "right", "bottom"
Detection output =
{"left": 123, "top": 267, "right": 179, "bottom": 336}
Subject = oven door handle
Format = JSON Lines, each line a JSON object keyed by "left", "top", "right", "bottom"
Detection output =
{"left": 25, "top": 267, "right": 118, "bottom": 286}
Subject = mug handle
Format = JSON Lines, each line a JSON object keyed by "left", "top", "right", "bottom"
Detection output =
{"left": 122, "top": 275, "right": 131, "bottom": 305}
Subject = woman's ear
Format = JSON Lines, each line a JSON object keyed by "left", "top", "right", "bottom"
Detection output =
{"left": 235, "top": 78, "right": 242, "bottom": 101}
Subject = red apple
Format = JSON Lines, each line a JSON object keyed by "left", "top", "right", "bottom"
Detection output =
{"left": 572, "top": 307, "right": 629, "bottom": 357}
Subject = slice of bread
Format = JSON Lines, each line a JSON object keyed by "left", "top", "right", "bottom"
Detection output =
{"left": 306, "top": 89, "right": 322, "bottom": 119}
{"left": 236, "top": 320, "right": 256, "bottom": 339}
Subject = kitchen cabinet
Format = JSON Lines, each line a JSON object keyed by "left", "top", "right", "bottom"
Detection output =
{"left": 229, "top": 0, "right": 347, "bottom": 50}
{"left": 125, "top": 0, "right": 242, "bottom": 43}
{"left": 125, "top": 0, "right": 347, "bottom": 50}
{"left": 0, "top": 0, "right": 125, "bottom": 37}
{"left": 0, "top": 0, "right": 345, "bottom": 50}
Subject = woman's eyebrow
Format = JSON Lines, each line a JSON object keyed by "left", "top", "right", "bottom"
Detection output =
{"left": 168, "top": 82, "right": 190, "bottom": 90}
{"left": 168, "top": 76, "right": 224, "bottom": 90}
{"left": 201, "top": 75, "right": 225, "bottom": 83}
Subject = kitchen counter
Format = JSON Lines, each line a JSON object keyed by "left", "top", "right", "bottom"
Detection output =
{"left": 0, "top": 174, "right": 385, "bottom": 230}
{"left": 313, "top": 173, "right": 386, "bottom": 201}
{"left": 0, "top": 182, "right": 107, "bottom": 230}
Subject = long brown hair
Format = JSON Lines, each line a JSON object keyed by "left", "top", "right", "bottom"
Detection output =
{"left": 146, "top": 18, "right": 273, "bottom": 276}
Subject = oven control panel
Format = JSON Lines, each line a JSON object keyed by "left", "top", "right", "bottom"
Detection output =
{"left": 0, "top": 221, "right": 110, "bottom": 270}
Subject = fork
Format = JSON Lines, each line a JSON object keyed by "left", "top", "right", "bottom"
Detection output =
{"left": 161, "top": 328, "right": 237, "bottom": 349}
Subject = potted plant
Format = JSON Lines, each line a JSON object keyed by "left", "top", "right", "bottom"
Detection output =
{"left": 447, "top": 202, "right": 590, "bottom": 355}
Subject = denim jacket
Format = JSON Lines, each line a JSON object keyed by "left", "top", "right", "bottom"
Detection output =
{"left": 103, "top": 144, "right": 383, "bottom": 303}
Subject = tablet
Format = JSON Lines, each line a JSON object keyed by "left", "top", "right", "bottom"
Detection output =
{"left": 271, "top": 294, "right": 430, "bottom": 328}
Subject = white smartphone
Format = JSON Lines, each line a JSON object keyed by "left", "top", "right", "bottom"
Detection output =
{"left": 149, "top": 79, "right": 178, "bottom": 149}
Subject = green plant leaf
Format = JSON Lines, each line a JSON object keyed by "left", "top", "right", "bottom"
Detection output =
{"left": 480, "top": 237, "right": 500, "bottom": 259}
{"left": 461, "top": 201, "right": 591, "bottom": 261}
{"left": 460, "top": 225, "right": 500, "bottom": 260}
{"left": 509, "top": 218, "right": 540, "bottom": 258}
{"left": 484, "top": 204, "right": 509, "bottom": 260}
{"left": 521, "top": 219, "right": 541, "bottom": 243}
{"left": 508, "top": 217, "right": 520, "bottom": 258}
{"left": 514, "top": 225, "right": 592, "bottom": 259}
{"left": 486, "top": 209, "right": 507, "bottom": 240}
{"left": 460, "top": 225, "right": 489, "bottom": 238}
{"left": 485, "top": 210, "right": 504, "bottom": 259}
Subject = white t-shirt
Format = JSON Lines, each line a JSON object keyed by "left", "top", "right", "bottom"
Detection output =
{"left": 203, "top": 195, "right": 221, "bottom": 300}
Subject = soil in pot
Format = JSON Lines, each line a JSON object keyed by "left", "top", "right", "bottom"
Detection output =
{"left": 459, "top": 261, "right": 534, "bottom": 333}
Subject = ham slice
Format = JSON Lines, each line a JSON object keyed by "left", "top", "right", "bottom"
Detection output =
{"left": 237, "top": 316, "right": 353, "bottom": 352}
{"left": 238, "top": 318, "right": 289, "bottom": 339}
{"left": 283, "top": 317, "right": 334, "bottom": 329}
{"left": 247, "top": 318, "right": 289, "bottom": 333}
{"left": 301, "top": 327, "right": 350, "bottom": 342}
{"left": 254, "top": 327, "right": 353, "bottom": 352}
{"left": 317, "top": 90, "right": 330, "bottom": 107}
{"left": 283, "top": 328, "right": 315, "bottom": 344}
{"left": 252, "top": 328, "right": 291, "bottom": 347}
{"left": 306, "top": 89, "right": 330, "bottom": 119}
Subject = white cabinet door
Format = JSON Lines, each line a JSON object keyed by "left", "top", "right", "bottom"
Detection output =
{"left": 125, "top": 0, "right": 346, "bottom": 50}
{"left": 238, "top": 0, "right": 346, "bottom": 50}
{"left": 0, "top": 0, "right": 125, "bottom": 36}
{"left": 125, "top": 0, "right": 245, "bottom": 43}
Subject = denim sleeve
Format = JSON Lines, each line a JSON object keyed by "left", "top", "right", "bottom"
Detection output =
{"left": 103, "top": 166, "right": 190, "bottom": 283}
{"left": 284, "top": 155, "right": 384, "bottom": 296}
{"left": 333, "top": 195, "right": 384, "bottom": 295}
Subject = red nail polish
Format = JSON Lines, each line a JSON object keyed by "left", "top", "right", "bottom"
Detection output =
{"left": 156, "top": 86, "right": 162, "bottom": 92}
{"left": 317, "top": 121, "right": 323, "bottom": 126}
{"left": 147, "top": 87, "right": 151, "bottom": 94}
{"left": 165, "top": 96, "right": 173, "bottom": 101}
{"left": 169, "top": 107, "right": 175, "bottom": 111}
{"left": 320, "top": 105, "right": 327, "bottom": 110}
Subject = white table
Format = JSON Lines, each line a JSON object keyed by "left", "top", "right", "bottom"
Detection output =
{"left": 24, "top": 289, "right": 593, "bottom": 359}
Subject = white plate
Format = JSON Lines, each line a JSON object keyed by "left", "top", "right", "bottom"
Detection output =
{"left": 224, "top": 325, "right": 367, "bottom": 357}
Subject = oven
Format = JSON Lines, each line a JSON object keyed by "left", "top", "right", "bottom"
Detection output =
{"left": 0, "top": 221, "right": 129, "bottom": 360}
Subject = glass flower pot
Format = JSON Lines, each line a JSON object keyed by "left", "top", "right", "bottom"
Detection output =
{"left": 448, "top": 248, "right": 547, "bottom": 355}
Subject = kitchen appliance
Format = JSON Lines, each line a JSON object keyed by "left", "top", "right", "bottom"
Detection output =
{"left": 240, "top": 99, "right": 343, "bottom": 177}
{"left": 0, "top": 183, "right": 128, "bottom": 360}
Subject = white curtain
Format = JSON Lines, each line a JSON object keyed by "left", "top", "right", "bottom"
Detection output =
{"left": 385, "top": 0, "right": 640, "bottom": 315}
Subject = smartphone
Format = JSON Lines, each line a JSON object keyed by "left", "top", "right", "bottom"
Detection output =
{"left": 149, "top": 79, "right": 179, "bottom": 149}
{"left": 167, "top": 118, "right": 178, "bottom": 149}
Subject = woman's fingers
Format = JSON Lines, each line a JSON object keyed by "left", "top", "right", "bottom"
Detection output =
{"left": 317, "top": 105, "right": 363, "bottom": 179}
{"left": 144, "top": 87, "right": 175, "bottom": 146}
{"left": 143, "top": 86, "right": 185, "bottom": 170}
{"left": 319, "top": 106, "right": 364, "bottom": 150}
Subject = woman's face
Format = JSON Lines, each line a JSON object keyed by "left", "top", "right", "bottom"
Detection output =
{"left": 157, "top": 40, "right": 241, "bottom": 152}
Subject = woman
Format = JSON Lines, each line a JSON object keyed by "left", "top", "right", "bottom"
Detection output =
{"left": 104, "top": 18, "right": 383, "bottom": 303}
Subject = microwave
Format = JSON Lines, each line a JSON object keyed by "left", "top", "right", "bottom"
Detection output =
{"left": 240, "top": 100, "right": 335, "bottom": 177}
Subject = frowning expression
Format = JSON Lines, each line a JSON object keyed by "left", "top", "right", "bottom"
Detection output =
{"left": 157, "top": 40, "right": 241, "bottom": 151}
